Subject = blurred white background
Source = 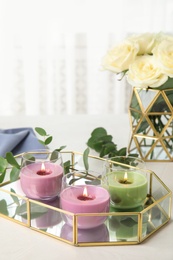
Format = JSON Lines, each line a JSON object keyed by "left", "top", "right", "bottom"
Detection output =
{"left": 0, "top": 0, "right": 172, "bottom": 115}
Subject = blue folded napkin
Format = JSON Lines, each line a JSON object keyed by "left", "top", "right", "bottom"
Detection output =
{"left": 0, "top": 127, "right": 46, "bottom": 157}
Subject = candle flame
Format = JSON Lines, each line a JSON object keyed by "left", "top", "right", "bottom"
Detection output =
{"left": 124, "top": 172, "right": 128, "bottom": 181}
{"left": 83, "top": 186, "right": 88, "bottom": 197}
{"left": 41, "top": 163, "right": 45, "bottom": 171}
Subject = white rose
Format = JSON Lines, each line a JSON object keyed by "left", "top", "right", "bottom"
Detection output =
{"left": 127, "top": 55, "right": 168, "bottom": 88}
{"left": 127, "top": 33, "right": 156, "bottom": 55}
{"left": 102, "top": 40, "right": 139, "bottom": 73}
{"left": 155, "top": 32, "right": 173, "bottom": 44}
{"left": 152, "top": 39, "right": 173, "bottom": 77}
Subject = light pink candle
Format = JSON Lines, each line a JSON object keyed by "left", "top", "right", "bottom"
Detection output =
{"left": 20, "top": 162, "right": 63, "bottom": 200}
{"left": 60, "top": 185, "right": 110, "bottom": 229}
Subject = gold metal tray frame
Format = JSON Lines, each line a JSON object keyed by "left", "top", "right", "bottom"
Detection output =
{"left": 128, "top": 87, "right": 173, "bottom": 162}
{"left": 0, "top": 151, "right": 172, "bottom": 247}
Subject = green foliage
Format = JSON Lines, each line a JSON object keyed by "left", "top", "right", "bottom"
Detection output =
{"left": 0, "top": 199, "right": 8, "bottom": 215}
{"left": 35, "top": 127, "right": 53, "bottom": 146}
{"left": 6, "top": 152, "right": 20, "bottom": 169}
{"left": 87, "top": 127, "right": 116, "bottom": 157}
{"left": 5, "top": 152, "right": 21, "bottom": 183}
{"left": 133, "top": 78, "right": 173, "bottom": 132}
{"left": 16, "top": 202, "right": 48, "bottom": 220}
{"left": 55, "top": 146, "right": 66, "bottom": 152}
{"left": 10, "top": 188, "right": 20, "bottom": 206}
{"left": 83, "top": 147, "right": 90, "bottom": 172}
{"left": 35, "top": 127, "right": 47, "bottom": 136}
{"left": 110, "top": 155, "right": 139, "bottom": 168}
{"left": 87, "top": 127, "right": 138, "bottom": 158}
{"left": 68, "top": 148, "right": 91, "bottom": 185}
{"left": 10, "top": 167, "right": 20, "bottom": 183}
{"left": 63, "top": 160, "right": 72, "bottom": 174}
{"left": 0, "top": 157, "right": 8, "bottom": 183}
{"left": 155, "top": 77, "right": 173, "bottom": 90}
{"left": 50, "top": 150, "right": 59, "bottom": 161}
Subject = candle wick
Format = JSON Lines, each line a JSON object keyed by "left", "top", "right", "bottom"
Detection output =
{"left": 77, "top": 195, "right": 94, "bottom": 201}
{"left": 119, "top": 179, "right": 132, "bottom": 184}
{"left": 37, "top": 169, "right": 52, "bottom": 176}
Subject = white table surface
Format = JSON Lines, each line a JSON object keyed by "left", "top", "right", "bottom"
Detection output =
{"left": 0, "top": 114, "right": 172, "bottom": 260}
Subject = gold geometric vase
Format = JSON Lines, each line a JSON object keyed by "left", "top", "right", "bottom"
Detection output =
{"left": 128, "top": 87, "right": 173, "bottom": 162}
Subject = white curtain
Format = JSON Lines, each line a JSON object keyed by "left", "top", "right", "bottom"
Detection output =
{"left": 0, "top": 0, "right": 172, "bottom": 115}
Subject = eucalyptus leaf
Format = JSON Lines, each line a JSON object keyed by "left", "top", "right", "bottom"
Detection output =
{"left": 97, "top": 135, "right": 113, "bottom": 142}
{"left": 83, "top": 148, "right": 90, "bottom": 171}
{"left": 25, "top": 153, "right": 35, "bottom": 160}
{"left": 102, "top": 143, "right": 117, "bottom": 156}
{"left": 64, "top": 160, "right": 71, "bottom": 174}
{"left": 0, "top": 170, "right": 6, "bottom": 183}
{"left": 35, "top": 127, "right": 47, "bottom": 136}
{"left": 0, "top": 157, "right": 8, "bottom": 173}
{"left": 92, "top": 141, "right": 104, "bottom": 153}
{"left": 120, "top": 217, "right": 137, "bottom": 227}
{"left": 69, "top": 177, "right": 81, "bottom": 185}
{"left": 137, "top": 120, "right": 148, "bottom": 133}
{"left": 44, "top": 136, "right": 53, "bottom": 145}
{"left": 117, "top": 147, "right": 127, "bottom": 156}
{"left": 38, "top": 139, "right": 46, "bottom": 145}
{"left": 6, "top": 152, "right": 20, "bottom": 169}
{"left": 10, "top": 167, "right": 20, "bottom": 182}
{"left": 55, "top": 146, "right": 66, "bottom": 152}
{"left": 10, "top": 188, "right": 20, "bottom": 206}
{"left": 16, "top": 202, "right": 48, "bottom": 220}
{"left": 0, "top": 199, "right": 9, "bottom": 216}
{"left": 45, "top": 136, "right": 53, "bottom": 145}
{"left": 87, "top": 136, "right": 98, "bottom": 149}
{"left": 87, "top": 127, "right": 119, "bottom": 158}
{"left": 99, "top": 147, "right": 107, "bottom": 157}
{"left": 0, "top": 157, "right": 7, "bottom": 183}
{"left": 91, "top": 127, "right": 107, "bottom": 138}
{"left": 50, "top": 150, "right": 58, "bottom": 161}
{"left": 155, "top": 77, "right": 173, "bottom": 90}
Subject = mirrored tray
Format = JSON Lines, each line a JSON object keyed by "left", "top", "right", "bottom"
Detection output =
{"left": 0, "top": 151, "right": 172, "bottom": 247}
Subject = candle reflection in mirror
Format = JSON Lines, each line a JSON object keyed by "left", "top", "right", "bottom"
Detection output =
{"left": 20, "top": 198, "right": 62, "bottom": 229}
{"left": 108, "top": 206, "right": 148, "bottom": 241}
{"left": 61, "top": 224, "right": 109, "bottom": 243}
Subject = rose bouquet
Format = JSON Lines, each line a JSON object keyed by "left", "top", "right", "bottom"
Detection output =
{"left": 102, "top": 32, "right": 173, "bottom": 160}
{"left": 102, "top": 32, "right": 173, "bottom": 89}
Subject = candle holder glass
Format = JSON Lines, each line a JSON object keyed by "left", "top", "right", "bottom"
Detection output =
{"left": 60, "top": 172, "right": 110, "bottom": 229}
{"left": 102, "top": 156, "right": 148, "bottom": 210}
{"left": 20, "top": 149, "right": 64, "bottom": 200}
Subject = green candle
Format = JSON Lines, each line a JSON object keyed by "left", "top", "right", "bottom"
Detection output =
{"left": 103, "top": 171, "right": 148, "bottom": 209}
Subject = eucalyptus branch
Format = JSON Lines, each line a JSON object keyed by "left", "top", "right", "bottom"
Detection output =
{"left": 35, "top": 127, "right": 53, "bottom": 146}
{"left": 87, "top": 127, "right": 138, "bottom": 159}
{"left": 68, "top": 169, "right": 101, "bottom": 181}
{"left": 67, "top": 147, "right": 92, "bottom": 185}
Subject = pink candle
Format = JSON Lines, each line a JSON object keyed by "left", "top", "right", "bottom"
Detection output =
{"left": 60, "top": 185, "right": 110, "bottom": 229}
{"left": 20, "top": 162, "right": 63, "bottom": 200}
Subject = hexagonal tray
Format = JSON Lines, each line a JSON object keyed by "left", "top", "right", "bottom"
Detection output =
{"left": 0, "top": 151, "right": 172, "bottom": 246}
